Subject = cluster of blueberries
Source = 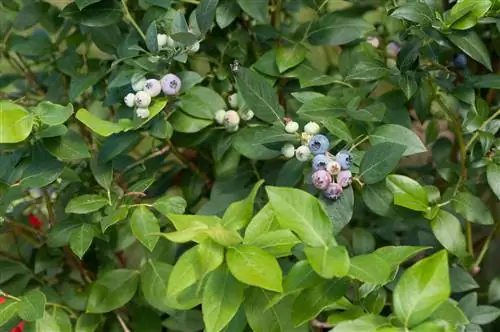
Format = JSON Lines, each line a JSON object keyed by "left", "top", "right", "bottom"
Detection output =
{"left": 213, "top": 92, "right": 255, "bottom": 133}
{"left": 309, "top": 134, "right": 353, "bottom": 200}
{"left": 123, "top": 73, "right": 182, "bottom": 119}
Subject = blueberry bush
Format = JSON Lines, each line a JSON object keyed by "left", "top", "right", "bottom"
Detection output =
{"left": 1, "top": 0, "right": 500, "bottom": 331}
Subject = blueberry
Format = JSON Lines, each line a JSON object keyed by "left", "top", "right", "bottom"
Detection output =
{"left": 312, "top": 170, "right": 332, "bottom": 190}
{"left": 161, "top": 74, "right": 182, "bottom": 95}
{"left": 312, "top": 154, "right": 329, "bottom": 171}
{"left": 453, "top": 54, "right": 467, "bottom": 69}
{"left": 323, "top": 182, "right": 343, "bottom": 200}
{"left": 308, "top": 135, "right": 330, "bottom": 155}
{"left": 337, "top": 170, "right": 352, "bottom": 188}
{"left": 326, "top": 160, "right": 341, "bottom": 175}
{"left": 336, "top": 150, "right": 353, "bottom": 170}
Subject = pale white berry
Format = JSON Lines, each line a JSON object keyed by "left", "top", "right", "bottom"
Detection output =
{"left": 134, "top": 91, "right": 151, "bottom": 108}
{"left": 281, "top": 144, "right": 295, "bottom": 159}
{"left": 189, "top": 41, "right": 200, "bottom": 53}
{"left": 367, "top": 36, "right": 380, "bottom": 48}
{"left": 304, "top": 121, "right": 320, "bottom": 135}
{"left": 239, "top": 109, "right": 254, "bottom": 121}
{"left": 295, "top": 145, "right": 311, "bottom": 162}
{"left": 161, "top": 74, "right": 182, "bottom": 95}
{"left": 136, "top": 107, "right": 150, "bottom": 119}
{"left": 225, "top": 124, "right": 239, "bottom": 133}
{"left": 214, "top": 109, "right": 226, "bottom": 124}
{"left": 143, "top": 79, "right": 162, "bottom": 97}
{"left": 224, "top": 110, "right": 240, "bottom": 126}
{"left": 228, "top": 93, "right": 239, "bottom": 108}
{"left": 131, "top": 74, "right": 146, "bottom": 92}
{"left": 157, "top": 34, "right": 168, "bottom": 48}
{"left": 124, "top": 93, "right": 135, "bottom": 107}
{"left": 285, "top": 121, "right": 299, "bottom": 134}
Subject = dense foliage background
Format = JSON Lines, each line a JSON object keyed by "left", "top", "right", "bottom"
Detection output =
{"left": 1, "top": 0, "right": 500, "bottom": 331}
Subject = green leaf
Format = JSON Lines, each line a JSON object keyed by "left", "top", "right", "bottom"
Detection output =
{"left": 291, "top": 279, "right": 349, "bottom": 326}
{"left": 236, "top": 0, "right": 268, "bottom": 23}
{"left": 232, "top": 127, "right": 286, "bottom": 160}
{"left": 373, "top": 246, "right": 429, "bottom": 268}
{"left": 308, "top": 14, "right": 372, "bottom": 46}
{"left": 179, "top": 87, "right": 226, "bottom": 120}
{"left": 470, "top": 305, "right": 500, "bottom": 324}
{"left": 43, "top": 130, "right": 90, "bottom": 161}
{"left": 235, "top": 67, "right": 284, "bottom": 124}
{"left": 153, "top": 196, "right": 187, "bottom": 217}
{"left": 75, "top": 0, "right": 101, "bottom": 10}
{"left": 140, "top": 260, "right": 175, "bottom": 314}
{"left": 65, "top": 195, "right": 108, "bottom": 214}
{"left": 244, "top": 229, "right": 300, "bottom": 257}
{"left": 215, "top": 0, "right": 239, "bottom": 29}
{"left": 450, "top": 266, "right": 479, "bottom": 293}
{"left": 429, "top": 300, "right": 469, "bottom": 326}
{"left": 391, "top": 2, "right": 435, "bottom": 25}
{"left": 130, "top": 206, "right": 160, "bottom": 251}
{"left": 486, "top": 163, "right": 500, "bottom": 199}
{"left": 447, "top": 30, "right": 492, "bottom": 71}
{"left": 451, "top": 191, "right": 494, "bottom": 225}
{"left": 244, "top": 203, "right": 280, "bottom": 241}
{"left": 60, "top": 2, "right": 122, "bottom": 28}
{"left": 393, "top": 250, "right": 450, "bottom": 327}
{"left": 276, "top": 45, "right": 307, "bottom": 73}
{"left": 469, "top": 74, "right": 500, "bottom": 89}
{"left": 20, "top": 153, "right": 64, "bottom": 188}
{"left": 489, "top": 276, "right": 500, "bottom": 304}
{"left": 386, "top": 175, "right": 429, "bottom": 212}
{"left": 69, "top": 72, "right": 106, "bottom": 101}
{"left": 197, "top": 0, "right": 218, "bottom": 35}
{"left": 321, "top": 186, "right": 355, "bottom": 234}
{"left": 34, "top": 101, "right": 73, "bottom": 126}
{"left": 346, "top": 60, "right": 389, "bottom": 81}
{"left": 331, "top": 315, "right": 390, "bottom": 332}
{"left": 86, "top": 269, "right": 139, "bottom": 313}
{"left": 75, "top": 313, "right": 101, "bottom": 332}
{"left": 226, "top": 245, "right": 282, "bottom": 292}
{"left": 222, "top": 180, "right": 264, "bottom": 230}
{"left": 297, "top": 96, "right": 345, "bottom": 118}
{"left": 352, "top": 228, "right": 376, "bottom": 255}
{"left": 359, "top": 143, "right": 406, "bottom": 184}
{"left": 18, "top": 289, "right": 46, "bottom": 321}
{"left": 90, "top": 158, "right": 113, "bottom": 192}
{"left": 323, "top": 118, "right": 354, "bottom": 142}
{"left": 305, "top": 245, "right": 350, "bottom": 279}
{"left": 33, "top": 311, "right": 61, "bottom": 331}
{"left": 0, "top": 101, "right": 33, "bottom": 143}
{"left": 431, "top": 210, "right": 468, "bottom": 258}
{"left": 0, "top": 299, "right": 18, "bottom": 326}
{"left": 202, "top": 266, "right": 245, "bottom": 332}
{"left": 145, "top": 21, "right": 158, "bottom": 53}
{"left": 369, "top": 124, "right": 426, "bottom": 157}
{"left": 362, "top": 183, "right": 401, "bottom": 218}
{"left": 348, "top": 253, "right": 392, "bottom": 285}
{"left": 445, "top": 0, "right": 491, "bottom": 30}
{"left": 75, "top": 108, "right": 124, "bottom": 137}
{"left": 170, "top": 110, "right": 213, "bottom": 133}
{"left": 70, "top": 223, "right": 96, "bottom": 259}
{"left": 266, "top": 186, "right": 333, "bottom": 247}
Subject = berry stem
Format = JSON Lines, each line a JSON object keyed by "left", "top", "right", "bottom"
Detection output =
{"left": 348, "top": 135, "right": 369, "bottom": 152}
{"left": 121, "top": 0, "right": 147, "bottom": 43}
{"left": 474, "top": 222, "right": 499, "bottom": 269}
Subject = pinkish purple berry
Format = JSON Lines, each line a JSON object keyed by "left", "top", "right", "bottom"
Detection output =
{"left": 312, "top": 170, "right": 332, "bottom": 190}
{"left": 161, "top": 74, "right": 182, "bottom": 95}
{"left": 337, "top": 170, "right": 352, "bottom": 188}
{"left": 323, "top": 182, "right": 343, "bottom": 200}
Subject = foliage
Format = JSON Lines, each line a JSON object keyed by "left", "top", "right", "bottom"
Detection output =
{"left": 1, "top": 0, "right": 500, "bottom": 331}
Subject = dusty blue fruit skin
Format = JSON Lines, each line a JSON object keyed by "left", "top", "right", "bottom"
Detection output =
{"left": 337, "top": 170, "right": 352, "bottom": 188}
{"left": 309, "top": 135, "right": 330, "bottom": 155}
{"left": 312, "top": 170, "right": 332, "bottom": 190}
{"left": 453, "top": 54, "right": 467, "bottom": 69}
{"left": 312, "top": 154, "right": 330, "bottom": 171}
{"left": 323, "top": 182, "right": 343, "bottom": 200}
{"left": 336, "top": 150, "right": 353, "bottom": 170}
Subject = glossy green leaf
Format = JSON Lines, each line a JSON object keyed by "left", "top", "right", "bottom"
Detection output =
{"left": 486, "top": 163, "right": 500, "bottom": 199}
{"left": 308, "top": 14, "right": 372, "bottom": 46}
{"left": 391, "top": 2, "right": 435, "bottom": 25}
{"left": 0, "top": 101, "right": 33, "bottom": 143}
{"left": 266, "top": 186, "right": 333, "bottom": 247}
{"left": 276, "top": 45, "right": 307, "bottom": 73}
{"left": 447, "top": 30, "right": 492, "bottom": 71}
{"left": 197, "top": 0, "right": 218, "bottom": 35}
{"left": 43, "top": 130, "right": 90, "bottom": 161}
{"left": 75, "top": 108, "right": 124, "bottom": 137}
{"left": 86, "top": 269, "right": 139, "bottom": 313}
{"left": 431, "top": 210, "right": 468, "bottom": 258}
{"left": 153, "top": 196, "right": 187, "bottom": 217}
{"left": 140, "top": 260, "right": 175, "bottom": 314}
{"left": 179, "top": 87, "right": 226, "bottom": 120}
{"left": 70, "top": 223, "right": 96, "bottom": 259}
{"left": 451, "top": 191, "right": 494, "bottom": 225}
{"left": 18, "top": 289, "right": 46, "bottom": 321}
{"left": 0, "top": 299, "right": 18, "bottom": 326}
{"left": 130, "top": 206, "right": 160, "bottom": 251}
{"left": 170, "top": 110, "right": 213, "bottom": 133}
{"left": 393, "top": 250, "right": 450, "bottom": 327}
{"left": 321, "top": 186, "right": 355, "bottom": 234}
{"left": 305, "top": 245, "right": 350, "bottom": 279}
{"left": 222, "top": 180, "right": 264, "bottom": 230}
{"left": 100, "top": 207, "right": 128, "bottom": 233}
{"left": 348, "top": 253, "right": 393, "bottom": 284}
{"left": 369, "top": 124, "right": 427, "bottom": 157}
{"left": 65, "top": 195, "right": 108, "bottom": 214}
{"left": 34, "top": 101, "right": 73, "bottom": 126}
{"left": 244, "top": 229, "right": 300, "bottom": 257}
{"left": 236, "top": 0, "right": 268, "bottom": 23}
{"left": 75, "top": 313, "right": 101, "bottom": 332}
{"left": 360, "top": 142, "right": 406, "bottom": 184}
{"left": 202, "top": 266, "right": 245, "bottom": 332}
{"left": 226, "top": 245, "right": 282, "bottom": 292}
{"left": 386, "top": 175, "right": 429, "bottom": 212}
{"left": 323, "top": 118, "right": 354, "bottom": 142}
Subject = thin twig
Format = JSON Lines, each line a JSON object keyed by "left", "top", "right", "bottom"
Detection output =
{"left": 474, "top": 222, "right": 499, "bottom": 268}
{"left": 312, "top": 319, "right": 333, "bottom": 329}
{"left": 116, "top": 313, "right": 132, "bottom": 332}
{"left": 121, "top": 145, "right": 171, "bottom": 174}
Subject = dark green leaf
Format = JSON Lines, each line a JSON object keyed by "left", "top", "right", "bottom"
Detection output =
{"left": 391, "top": 2, "right": 435, "bottom": 25}
{"left": 359, "top": 142, "right": 406, "bottom": 184}
{"left": 197, "top": 0, "right": 218, "bottom": 35}
{"left": 369, "top": 124, "right": 427, "bottom": 156}
{"left": 447, "top": 30, "right": 492, "bottom": 71}
{"left": 431, "top": 210, "right": 468, "bottom": 258}
{"left": 308, "top": 14, "right": 372, "bottom": 46}
{"left": 87, "top": 269, "right": 139, "bottom": 313}
{"left": 451, "top": 191, "right": 494, "bottom": 225}
{"left": 236, "top": 0, "right": 268, "bottom": 23}
{"left": 65, "top": 195, "right": 108, "bottom": 214}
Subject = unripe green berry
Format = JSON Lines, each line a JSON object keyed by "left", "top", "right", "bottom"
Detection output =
{"left": 285, "top": 121, "right": 299, "bottom": 134}
{"left": 136, "top": 107, "right": 150, "bottom": 119}
{"left": 224, "top": 110, "right": 240, "bottom": 126}
{"left": 228, "top": 93, "right": 239, "bottom": 108}
{"left": 131, "top": 74, "right": 146, "bottom": 92}
{"left": 281, "top": 143, "right": 295, "bottom": 158}
{"left": 295, "top": 145, "right": 311, "bottom": 162}
{"left": 239, "top": 109, "right": 254, "bottom": 121}
{"left": 214, "top": 109, "right": 226, "bottom": 125}
{"left": 304, "top": 121, "right": 320, "bottom": 135}
{"left": 134, "top": 91, "right": 151, "bottom": 108}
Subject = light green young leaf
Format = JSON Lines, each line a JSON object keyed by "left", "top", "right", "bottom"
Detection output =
{"left": 0, "top": 299, "right": 18, "bottom": 326}
{"left": 153, "top": 196, "right": 187, "bottom": 217}
{"left": 244, "top": 229, "right": 300, "bottom": 257}
{"left": 348, "top": 254, "right": 392, "bottom": 285}
{"left": 386, "top": 175, "right": 429, "bottom": 212}
{"left": 276, "top": 45, "right": 307, "bottom": 73}
{"left": 222, "top": 180, "right": 264, "bottom": 230}
{"left": 0, "top": 101, "right": 34, "bottom": 143}
{"left": 244, "top": 203, "right": 279, "bottom": 241}
{"left": 75, "top": 313, "right": 101, "bottom": 332}
{"left": 226, "top": 245, "right": 282, "bottom": 292}
{"left": 140, "top": 260, "right": 175, "bottom": 314}
{"left": 304, "top": 245, "right": 350, "bottom": 279}
{"left": 75, "top": 108, "right": 124, "bottom": 137}
{"left": 393, "top": 250, "right": 450, "bottom": 327}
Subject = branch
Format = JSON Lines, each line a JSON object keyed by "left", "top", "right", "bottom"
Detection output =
{"left": 116, "top": 313, "right": 132, "bottom": 332}
{"left": 312, "top": 319, "right": 333, "bottom": 329}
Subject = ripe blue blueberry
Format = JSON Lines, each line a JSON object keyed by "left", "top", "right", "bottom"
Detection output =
{"left": 308, "top": 135, "right": 330, "bottom": 155}
{"left": 312, "top": 154, "right": 329, "bottom": 171}
{"left": 312, "top": 170, "right": 332, "bottom": 190}
{"left": 336, "top": 150, "right": 353, "bottom": 170}
{"left": 453, "top": 54, "right": 467, "bottom": 69}
{"left": 323, "top": 182, "right": 343, "bottom": 200}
